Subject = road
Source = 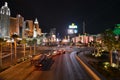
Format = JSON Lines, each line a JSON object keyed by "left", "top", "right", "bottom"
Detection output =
{"left": 53, "top": 51, "right": 92, "bottom": 80}
{"left": 0, "top": 47, "right": 92, "bottom": 80}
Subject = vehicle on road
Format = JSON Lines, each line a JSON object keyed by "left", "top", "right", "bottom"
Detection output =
{"left": 52, "top": 49, "right": 66, "bottom": 56}
{"left": 31, "top": 54, "right": 54, "bottom": 70}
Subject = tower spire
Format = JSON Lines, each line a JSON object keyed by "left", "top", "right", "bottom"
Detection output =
{"left": 34, "top": 18, "right": 38, "bottom": 24}
{"left": 83, "top": 21, "right": 85, "bottom": 34}
{"left": 5, "top": 2, "right": 8, "bottom": 7}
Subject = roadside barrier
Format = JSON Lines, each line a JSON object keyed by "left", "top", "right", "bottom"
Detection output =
{"left": 76, "top": 55, "right": 101, "bottom": 80}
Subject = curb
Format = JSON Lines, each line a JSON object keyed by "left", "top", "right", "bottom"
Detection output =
{"left": 76, "top": 55, "right": 101, "bottom": 80}
{"left": 0, "top": 59, "right": 30, "bottom": 74}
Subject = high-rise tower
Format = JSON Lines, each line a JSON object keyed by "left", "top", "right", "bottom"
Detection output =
{"left": 0, "top": 2, "right": 10, "bottom": 37}
{"left": 33, "top": 18, "right": 41, "bottom": 38}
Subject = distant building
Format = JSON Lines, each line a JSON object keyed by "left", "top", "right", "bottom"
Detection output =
{"left": 10, "top": 17, "right": 19, "bottom": 35}
{"left": 0, "top": 2, "right": 10, "bottom": 37}
{"left": 50, "top": 28, "right": 56, "bottom": 36}
{"left": 17, "top": 14, "right": 24, "bottom": 38}
{"left": 50, "top": 28, "right": 56, "bottom": 42}
{"left": 23, "top": 20, "right": 34, "bottom": 38}
{"left": 72, "top": 34, "right": 102, "bottom": 44}
{"left": 9, "top": 14, "right": 24, "bottom": 38}
{"left": 23, "top": 18, "right": 42, "bottom": 38}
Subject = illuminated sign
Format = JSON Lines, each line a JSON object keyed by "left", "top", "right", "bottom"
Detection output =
{"left": 69, "top": 23, "right": 77, "bottom": 29}
{"left": 68, "top": 29, "right": 74, "bottom": 34}
{"left": 68, "top": 23, "right": 78, "bottom": 34}
{"left": 74, "top": 29, "right": 78, "bottom": 33}
{"left": 68, "top": 29, "right": 78, "bottom": 34}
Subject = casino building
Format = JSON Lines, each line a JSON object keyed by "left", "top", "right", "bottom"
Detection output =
{"left": 0, "top": 2, "right": 10, "bottom": 37}
{"left": 0, "top": 2, "right": 42, "bottom": 38}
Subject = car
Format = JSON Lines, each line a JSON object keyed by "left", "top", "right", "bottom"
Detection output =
{"left": 57, "top": 49, "right": 62, "bottom": 54}
{"left": 52, "top": 50, "right": 58, "bottom": 56}
{"left": 57, "top": 49, "right": 66, "bottom": 54}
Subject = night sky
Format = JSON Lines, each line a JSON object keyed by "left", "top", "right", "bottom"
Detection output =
{"left": 1, "top": 0, "right": 120, "bottom": 37}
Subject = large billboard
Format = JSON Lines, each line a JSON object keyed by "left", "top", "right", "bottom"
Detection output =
{"left": 68, "top": 23, "right": 78, "bottom": 34}
{"left": 69, "top": 23, "right": 77, "bottom": 29}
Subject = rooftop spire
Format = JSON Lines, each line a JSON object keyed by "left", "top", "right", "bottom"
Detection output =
{"left": 5, "top": 2, "right": 8, "bottom": 7}
{"left": 34, "top": 18, "right": 38, "bottom": 24}
{"left": 0, "top": 2, "right": 10, "bottom": 16}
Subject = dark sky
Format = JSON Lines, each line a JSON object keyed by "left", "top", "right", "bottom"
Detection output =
{"left": 1, "top": 0, "right": 120, "bottom": 37}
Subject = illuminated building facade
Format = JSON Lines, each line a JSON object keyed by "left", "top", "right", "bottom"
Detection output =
{"left": 10, "top": 17, "right": 19, "bottom": 35}
{"left": 17, "top": 14, "right": 24, "bottom": 37}
{"left": 0, "top": 2, "right": 10, "bottom": 37}
{"left": 33, "top": 18, "right": 42, "bottom": 38}
{"left": 10, "top": 15, "right": 24, "bottom": 37}
{"left": 50, "top": 28, "right": 56, "bottom": 42}
{"left": 0, "top": 2, "right": 42, "bottom": 39}
{"left": 23, "top": 20, "right": 34, "bottom": 38}
{"left": 24, "top": 18, "right": 42, "bottom": 38}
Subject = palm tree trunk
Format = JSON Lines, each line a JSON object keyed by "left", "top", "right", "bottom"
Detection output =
{"left": 110, "top": 50, "right": 113, "bottom": 66}
{"left": 30, "top": 46, "right": 32, "bottom": 55}
{"left": 117, "top": 50, "right": 120, "bottom": 67}
{"left": 97, "top": 48, "right": 99, "bottom": 54}
{"left": 0, "top": 43, "right": 2, "bottom": 67}
{"left": 10, "top": 43, "right": 13, "bottom": 64}
{"left": 34, "top": 44, "right": 36, "bottom": 55}
{"left": 14, "top": 41, "right": 17, "bottom": 59}
{"left": 23, "top": 44, "right": 26, "bottom": 57}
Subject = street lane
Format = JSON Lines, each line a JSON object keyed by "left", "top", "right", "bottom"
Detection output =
{"left": 70, "top": 51, "right": 92, "bottom": 80}
{"left": 26, "top": 52, "right": 92, "bottom": 80}
{"left": 0, "top": 47, "right": 93, "bottom": 80}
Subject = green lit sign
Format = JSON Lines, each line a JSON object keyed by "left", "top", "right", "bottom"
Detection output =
{"left": 69, "top": 23, "right": 77, "bottom": 29}
{"left": 113, "top": 24, "right": 120, "bottom": 35}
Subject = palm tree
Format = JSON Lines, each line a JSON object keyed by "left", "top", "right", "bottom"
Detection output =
{"left": 20, "top": 38, "right": 27, "bottom": 57}
{"left": 6, "top": 39, "right": 13, "bottom": 64}
{"left": 0, "top": 38, "right": 4, "bottom": 67}
{"left": 11, "top": 34, "right": 19, "bottom": 59}
{"left": 95, "top": 42, "right": 102, "bottom": 57}
{"left": 92, "top": 41, "right": 98, "bottom": 56}
{"left": 10, "top": 41, "right": 13, "bottom": 64}
{"left": 0, "top": 38, "right": 7, "bottom": 67}
{"left": 113, "top": 25, "right": 120, "bottom": 40}
{"left": 113, "top": 26, "right": 120, "bottom": 67}
{"left": 101, "top": 29, "right": 116, "bottom": 66}
{"left": 27, "top": 40, "right": 33, "bottom": 56}
{"left": 113, "top": 40, "right": 120, "bottom": 67}
{"left": 32, "top": 38, "right": 37, "bottom": 55}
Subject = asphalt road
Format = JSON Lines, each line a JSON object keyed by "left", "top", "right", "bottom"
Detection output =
{"left": 53, "top": 52, "right": 92, "bottom": 80}
{"left": 0, "top": 47, "right": 92, "bottom": 80}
